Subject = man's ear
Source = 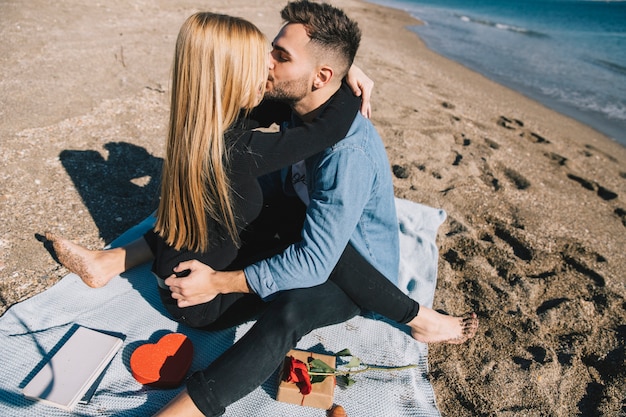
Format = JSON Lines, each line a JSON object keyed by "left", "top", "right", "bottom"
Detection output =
{"left": 313, "top": 65, "right": 334, "bottom": 89}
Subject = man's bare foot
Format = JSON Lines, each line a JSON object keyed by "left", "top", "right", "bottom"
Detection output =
{"left": 408, "top": 307, "right": 478, "bottom": 344}
{"left": 45, "top": 232, "right": 120, "bottom": 288}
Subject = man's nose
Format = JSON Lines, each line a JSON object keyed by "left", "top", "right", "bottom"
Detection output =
{"left": 268, "top": 52, "right": 275, "bottom": 69}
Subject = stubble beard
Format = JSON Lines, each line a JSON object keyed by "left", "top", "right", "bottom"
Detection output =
{"left": 265, "top": 74, "right": 311, "bottom": 106}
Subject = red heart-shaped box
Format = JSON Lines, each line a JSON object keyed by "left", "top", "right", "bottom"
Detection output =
{"left": 130, "top": 333, "right": 194, "bottom": 388}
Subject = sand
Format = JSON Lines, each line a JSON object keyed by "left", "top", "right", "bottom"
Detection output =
{"left": 1, "top": 1, "right": 625, "bottom": 416}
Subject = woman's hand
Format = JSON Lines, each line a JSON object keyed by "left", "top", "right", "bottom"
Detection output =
{"left": 346, "top": 64, "right": 374, "bottom": 118}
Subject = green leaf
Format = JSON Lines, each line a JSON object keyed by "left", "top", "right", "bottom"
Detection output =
{"left": 334, "top": 348, "right": 352, "bottom": 357}
{"left": 336, "top": 375, "right": 349, "bottom": 386}
{"left": 345, "top": 356, "right": 362, "bottom": 369}
{"left": 337, "top": 375, "right": 356, "bottom": 387}
{"left": 310, "top": 375, "right": 327, "bottom": 384}
{"left": 308, "top": 358, "right": 335, "bottom": 373}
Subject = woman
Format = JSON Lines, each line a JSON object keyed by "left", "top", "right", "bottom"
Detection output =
{"left": 48, "top": 12, "right": 363, "bottom": 325}
{"left": 46, "top": 11, "right": 476, "bottom": 416}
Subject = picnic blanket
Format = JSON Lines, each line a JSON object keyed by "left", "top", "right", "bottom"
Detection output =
{"left": 0, "top": 198, "right": 445, "bottom": 417}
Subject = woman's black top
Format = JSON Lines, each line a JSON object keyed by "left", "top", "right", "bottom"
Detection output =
{"left": 145, "top": 82, "right": 360, "bottom": 277}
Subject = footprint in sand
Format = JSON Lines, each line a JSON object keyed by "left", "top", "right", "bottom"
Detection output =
{"left": 540, "top": 144, "right": 620, "bottom": 208}
{"left": 496, "top": 115, "right": 550, "bottom": 144}
{"left": 392, "top": 164, "right": 410, "bottom": 179}
{"left": 496, "top": 115, "right": 524, "bottom": 130}
{"left": 513, "top": 345, "right": 549, "bottom": 370}
{"left": 544, "top": 152, "right": 567, "bottom": 166}
{"left": 447, "top": 133, "right": 472, "bottom": 166}
{"left": 453, "top": 132, "right": 471, "bottom": 146}
{"left": 521, "top": 131, "right": 550, "bottom": 144}
{"left": 536, "top": 297, "right": 570, "bottom": 315}
{"left": 562, "top": 255, "right": 606, "bottom": 287}
{"left": 441, "top": 101, "right": 455, "bottom": 110}
{"left": 445, "top": 216, "right": 468, "bottom": 237}
{"left": 484, "top": 138, "right": 500, "bottom": 150}
{"left": 491, "top": 223, "right": 534, "bottom": 263}
{"left": 442, "top": 248, "right": 465, "bottom": 270}
{"left": 583, "top": 144, "right": 618, "bottom": 163}
{"left": 503, "top": 167, "right": 531, "bottom": 190}
{"left": 479, "top": 164, "right": 501, "bottom": 191}
{"left": 614, "top": 208, "right": 626, "bottom": 227}
{"left": 478, "top": 163, "right": 530, "bottom": 191}
{"left": 566, "top": 173, "right": 618, "bottom": 201}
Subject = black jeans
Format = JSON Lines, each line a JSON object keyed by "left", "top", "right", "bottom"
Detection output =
{"left": 186, "top": 280, "right": 361, "bottom": 416}
{"left": 176, "top": 242, "right": 420, "bottom": 416}
{"left": 151, "top": 194, "right": 420, "bottom": 415}
{"left": 331, "top": 243, "right": 419, "bottom": 325}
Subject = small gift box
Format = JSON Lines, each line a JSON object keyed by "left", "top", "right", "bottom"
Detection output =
{"left": 276, "top": 349, "right": 336, "bottom": 410}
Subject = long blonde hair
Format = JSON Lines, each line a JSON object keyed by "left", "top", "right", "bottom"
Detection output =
{"left": 154, "top": 12, "right": 269, "bottom": 252}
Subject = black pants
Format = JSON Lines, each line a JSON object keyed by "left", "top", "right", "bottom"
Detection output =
{"left": 186, "top": 279, "right": 361, "bottom": 416}
{"left": 148, "top": 195, "right": 419, "bottom": 415}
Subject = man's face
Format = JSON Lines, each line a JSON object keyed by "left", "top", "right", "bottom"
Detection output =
{"left": 265, "top": 23, "right": 316, "bottom": 104}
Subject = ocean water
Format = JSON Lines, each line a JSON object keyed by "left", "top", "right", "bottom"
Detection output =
{"left": 369, "top": 0, "right": 626, "bottom": 146}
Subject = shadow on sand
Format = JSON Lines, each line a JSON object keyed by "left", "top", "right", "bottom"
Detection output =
{"left": 59, "top": 141, "right": 162, "bottom": 243}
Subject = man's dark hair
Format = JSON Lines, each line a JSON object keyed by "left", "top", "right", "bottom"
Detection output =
{"left": 281, "top": 1, "right": 361, "bottom": 75}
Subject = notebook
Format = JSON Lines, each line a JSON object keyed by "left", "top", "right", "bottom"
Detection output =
{"left": 22, "top": 326, "right": 124, "bottom": 411}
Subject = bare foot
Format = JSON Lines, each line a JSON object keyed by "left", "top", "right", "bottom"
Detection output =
{"left": 408, "top": 307, "right": 478, "bottom": 344}
{"left": 45, "top": 232, "right": 120, "bottom": 288}
{"left": 327, "top": 404, "right": 347, "bottom": 417}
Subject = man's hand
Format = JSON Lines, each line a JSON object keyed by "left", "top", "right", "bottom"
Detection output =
{"left": 346, "top": 64, "right": 374, "bottom": 118}
{"left": 164, "top": 260, "right": 250, "bottom": 308}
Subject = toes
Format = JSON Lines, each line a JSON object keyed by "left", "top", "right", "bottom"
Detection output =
{"left": 461, "top": 312, "right": 479, "bottom": 338}
{"left": 44, "top": 232, "right": 67, "bottom": 254}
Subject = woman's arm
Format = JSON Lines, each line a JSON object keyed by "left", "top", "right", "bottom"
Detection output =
{"left": 345, "top": 64, "right": 374, "bottom": 118}
{"left": 238, "top": 81, "right": 361, "bottom": 177}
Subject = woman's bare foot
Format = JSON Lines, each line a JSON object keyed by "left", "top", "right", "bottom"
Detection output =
{"left": 45, "top": 232, "right": 122, "bottom": 288}
{"left": 408, "top": 307, "right": 478, "bottom": 344}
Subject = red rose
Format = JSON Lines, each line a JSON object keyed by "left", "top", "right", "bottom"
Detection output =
{"left": 283, "top": 356, "right": 312, "bottom": 395}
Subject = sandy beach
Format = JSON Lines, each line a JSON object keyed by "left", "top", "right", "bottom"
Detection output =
{"left": 1, "top": 1, "right": 625, "bottom": 416}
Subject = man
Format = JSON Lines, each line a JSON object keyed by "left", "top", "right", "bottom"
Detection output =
{"left": 159, "top": 2, "right": 476, "bottom": 416}
{"left": 167, "top": 1, "right": 397, "bottom": 307}
{"left": 155, "top": 3, "right": 393, "bottom": 415}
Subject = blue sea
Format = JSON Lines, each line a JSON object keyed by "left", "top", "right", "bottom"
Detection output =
{"left": 368, "top": 0, "right": 626, "bottom": 147}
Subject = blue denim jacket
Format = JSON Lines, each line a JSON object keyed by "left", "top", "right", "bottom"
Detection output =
{"left": 244, "top": 113, "right": 400, "bottom": 299}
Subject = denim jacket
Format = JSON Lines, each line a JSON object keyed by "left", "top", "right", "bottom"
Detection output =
{"left": 244, "top": 113, "right": 399, "bottom": 299}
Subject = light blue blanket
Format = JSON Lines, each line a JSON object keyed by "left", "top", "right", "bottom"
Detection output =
{"left": 0, "top": 198, "right": 445, "bottom": 416}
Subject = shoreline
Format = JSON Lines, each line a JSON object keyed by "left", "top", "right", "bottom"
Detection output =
{"left": 414, "top": 35, "right": 626, "bottom": 148}
{"left": 1, "top": 1, "right": 625, "bottom": 416}
{"left": 367, "top": 0, "right": 626, "bottom": 148}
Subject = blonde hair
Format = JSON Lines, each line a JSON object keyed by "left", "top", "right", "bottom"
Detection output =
{"left": 155, "top": 12, "right": 269, "bottom": 252}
